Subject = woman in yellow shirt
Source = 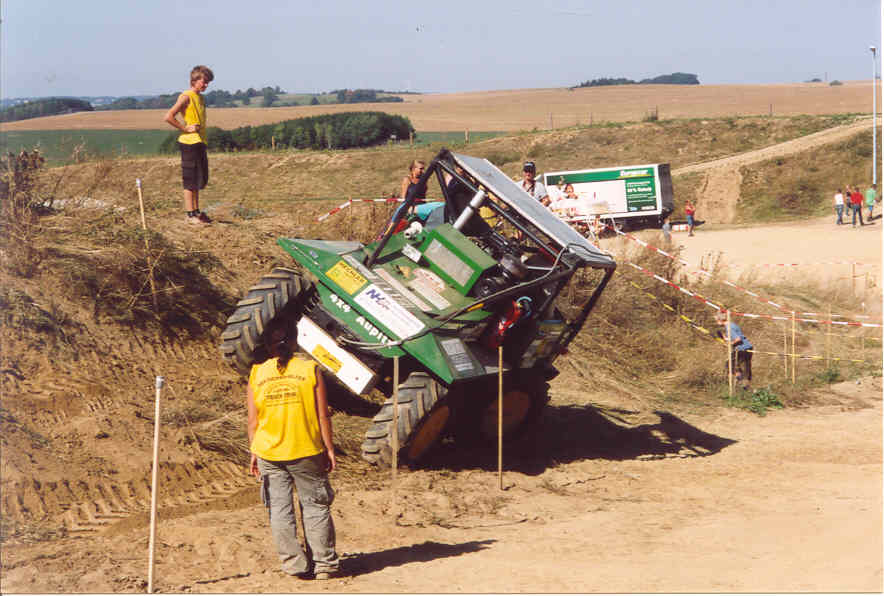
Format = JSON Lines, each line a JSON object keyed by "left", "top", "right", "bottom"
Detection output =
{"left": 163, "top": 65, "right": 214, "bottom": 225}
{"left": 247, "top": 319, "right": 340, "bottom": 580}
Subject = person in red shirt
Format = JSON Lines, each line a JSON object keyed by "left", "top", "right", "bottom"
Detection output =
{"left": 684, "top": 200, "right": 696, "bottom": 236}
{"left": 849, "top": 185, "right": 865, "bottom": 227}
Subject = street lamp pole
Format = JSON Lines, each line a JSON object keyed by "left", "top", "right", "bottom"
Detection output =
{"left": 872, "top": 45, "right": 878, "bottom": 185}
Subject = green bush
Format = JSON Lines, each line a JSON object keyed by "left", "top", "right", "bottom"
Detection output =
{"left": 159, "top": 111, "right": 414, "bottom": 153}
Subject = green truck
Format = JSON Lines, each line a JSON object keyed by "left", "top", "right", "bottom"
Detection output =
{"left": 220, "top": 149, "right": 616, "bottom": 465}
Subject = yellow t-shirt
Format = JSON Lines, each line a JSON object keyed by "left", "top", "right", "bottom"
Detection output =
{"left": 249, "top": 356, "right": 324, "bottom": 461}
{"left": 178, "top": 89, "right": 206, "bottom": 145}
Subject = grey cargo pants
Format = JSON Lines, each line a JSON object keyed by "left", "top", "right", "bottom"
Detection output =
{"left": 258, "top": 453, "right": 340, "bottom": 575}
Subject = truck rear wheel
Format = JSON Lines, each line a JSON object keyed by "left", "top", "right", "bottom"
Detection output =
{"left": 219, "top": 268, "right": 314, "bottom": 374}
{"left": 361, "top": 372, "right": 451, "bottom": 466}
{"left": 456, "top": 374, "right": 550, "bottom": 445}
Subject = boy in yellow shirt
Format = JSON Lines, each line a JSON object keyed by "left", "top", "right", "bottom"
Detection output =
{"left": 163, "top": 65, "right": 214, "bottom": 225}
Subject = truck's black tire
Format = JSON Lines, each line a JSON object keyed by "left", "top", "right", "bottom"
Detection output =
{"left": 361, "top": 371, "right": 451, "bottom": 466}
{"left": 454, "top": 373, "right": 550, "bottom": 445}
{"left": 219, "top": 268, "right": 313, "bottom": 374}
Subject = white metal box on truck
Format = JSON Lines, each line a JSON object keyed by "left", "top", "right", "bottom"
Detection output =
{"left": 543, "top": 163, "right": 674, "bottom": 232}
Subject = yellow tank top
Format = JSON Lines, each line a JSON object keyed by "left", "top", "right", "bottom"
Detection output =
{"left": 178, "top": 89, "right": 206, "bottom": 145}
{"left": 249, "top": 356, "right": 324, "bottom": 461}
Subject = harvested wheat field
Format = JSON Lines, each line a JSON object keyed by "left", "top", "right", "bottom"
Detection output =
{"left": 1, "top": 98, "right": 882, "bottom": 593}
{"left": 1, "top": 81, "right": 877, "bottom": 133}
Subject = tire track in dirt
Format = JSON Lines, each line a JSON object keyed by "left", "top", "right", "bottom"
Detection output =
{"left": 3, "top": 460, "right": 252, "bottom": 535}
{"left": 672, "top": 118, "right": 872, "bottom": 223}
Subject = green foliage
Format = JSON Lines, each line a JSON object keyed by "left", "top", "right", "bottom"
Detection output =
{"left": 721, "top": 386, "right": 784, "bottom": 416}
{"left": 575, "top": 73, "right": 699, "bottom": 88}
{"left": 814, "top": 367, "right": 843, "bottom": 384}
{"left": 830, "top": 80, "right": 844, "bottom": 86}
{"left": 333, "top": 89, "right": 404, "bottom": 104}
{"left": 159, "top": 111, "right": 415, "bottom": 153}
{"left": 1, "top": 98, "right": 94, "bottom": 122}
{"left": 1, "top": 130, "right": 170, "bottom": 165}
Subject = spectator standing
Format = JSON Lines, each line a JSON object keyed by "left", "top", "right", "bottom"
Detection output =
{"left": 164, "top": 65, "right": 214, "bottom": 226}
{"left": 833, "top": 188, "right": 845, "bottom": 225}
{"left": 850, "top": 185, "right": 865, "bottom": 226}
{"left": 684, "top": 200, "right": 696, "bottom": 236}
{"left": 715, "top": 311, "right": 753, "bottom": 391}
{"left": 517, "top": 161, "right": 550, "bottom": 206}
{"left": 661, "top": 216, "right": 672, "bottom": 245}
{"left": 247, "top": 319, "right": 340, "bottom": 580}
{"left": 864, "top": 183, "right": 878, "bottom": 221}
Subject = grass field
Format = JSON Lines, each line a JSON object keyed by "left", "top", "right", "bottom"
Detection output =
{"left": 2, "top": 81, "right": 875, "bottom": 133}
{"left": 0, "top": 129, "right": 507, "bottom": 165}
{"left": 1, "top": 130, "right": 170, "bottom": 165}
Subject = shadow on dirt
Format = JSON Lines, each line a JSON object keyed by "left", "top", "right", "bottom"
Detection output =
{"left": 340, "top": 539, "right": 495, "bottom": 578}
{"left": 420, "top": 403, "right": 737, "bottom": 474}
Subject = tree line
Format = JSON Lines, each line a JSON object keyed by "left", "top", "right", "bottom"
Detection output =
{"left": 159, "top": 111, "right": 414, "bottom": 153}
{"left": 97, "top": 86, "right": 286, "bottom": 111}
{"left": 575, "top": 72, "right": 700, "bottom": 88}
{"left": 0, "top": 98, "right": 94, "bottom": 122}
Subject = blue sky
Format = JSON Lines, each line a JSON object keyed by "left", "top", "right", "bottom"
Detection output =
{"left": 2, "top": 0, "right": 881, "bottom": 98}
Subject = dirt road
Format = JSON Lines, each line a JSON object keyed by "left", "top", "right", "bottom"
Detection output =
{"left": 2, "top": 377, "right": 880, "bottom": 593}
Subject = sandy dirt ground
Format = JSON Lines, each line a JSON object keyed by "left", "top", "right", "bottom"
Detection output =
{"left": 1, "top": 120, "right": 882, "bottom": 592}
{"left": 1, "top": 379, "right": 880, "bottom": 594}
{"left": 1, "top": 216, "right": 882, "bottom": 594}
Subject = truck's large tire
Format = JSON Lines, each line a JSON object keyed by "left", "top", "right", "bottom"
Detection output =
{"left": 361, "top": 371, "right": 451, "bottom": 466}
{"left": 219, "top": 268, "right": 314, "bottom": 374}
{"left": 454, "top": 373, "right": 550, "bottom": 445}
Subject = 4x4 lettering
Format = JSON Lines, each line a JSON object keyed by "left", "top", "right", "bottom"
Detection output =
{"left": 328, "top": 293, "right": 351, "bottom": 313}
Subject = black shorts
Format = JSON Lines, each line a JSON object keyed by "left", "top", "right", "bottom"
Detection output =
{"left": 179, "top": 142, "right": 208, "bottom": 190}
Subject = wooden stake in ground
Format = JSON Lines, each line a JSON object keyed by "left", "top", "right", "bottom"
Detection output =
{"left": 498, "top": 346, "right": 503, "bottom": 491}
{"left": 792, "top": 310, "right": 798, "bottom": 385}
{"left": 726, "top": 310, "right": 734, "bottom": 397}
{"left": 147, "top": 375, "right": 164, "bottom": 594}
{"left": 391, "top": 356, "right": 399, "bottom": 520}
{"left": 135, "top": 179, "right": 159, "bottom": 312}
{"left": 826, "top": 305, "right": 832, "bottom": 368}
{"left": 783, "top": 323, "right": 788, "bottom": 380}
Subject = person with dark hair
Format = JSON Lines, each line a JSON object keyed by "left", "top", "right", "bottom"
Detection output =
{"left": 684, "top": 200, "right": 696, "bottom": 236}
{"left": 833, "top": 188, "right": 845, "bottom": 225}
{"left": 247, "top": 320, "right": 340, "bottom": 580}
{"left": 517, "top": 161, "right": 550, "bottom": 206}
{"left": 850, "top": 185, "right": 865, "bottom": 226}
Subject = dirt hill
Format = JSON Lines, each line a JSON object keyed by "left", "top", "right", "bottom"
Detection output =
{"left": 1, "top": 120, "right": 881, "bottom": 593}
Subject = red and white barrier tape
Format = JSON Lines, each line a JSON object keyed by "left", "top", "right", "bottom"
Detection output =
{"left": 627, "top": 261, "right": 882, "bottom": 328}
{"left": 723, "top": 261, "right": 871, "bottom": 268}
{"left": 316, "top": 197, "right": 405, "bottom": 222}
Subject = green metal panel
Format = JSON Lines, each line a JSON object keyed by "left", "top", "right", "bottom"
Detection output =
{"left": 416, "top": 223, "right": 497, "bottom": 295}
{"left": 277, "top": 236, "right": 496, "bottom": 385}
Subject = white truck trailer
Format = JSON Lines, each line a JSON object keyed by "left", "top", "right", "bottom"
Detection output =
{"left": 542, "top": 163, "right": 674, "bottom": 233}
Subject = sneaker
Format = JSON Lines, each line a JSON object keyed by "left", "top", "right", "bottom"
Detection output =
{"left": 186, "top": 213, "right": 210, "bottom": 226}
{"left": 196, "top": 211, "right": 212, "bottom": 223}
{"left": 314, "top": 570, "right": 339, "bottom": 580}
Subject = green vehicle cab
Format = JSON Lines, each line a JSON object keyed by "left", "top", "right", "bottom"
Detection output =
{"left": 220, "top": 148, "right": 616, "bottom": 466}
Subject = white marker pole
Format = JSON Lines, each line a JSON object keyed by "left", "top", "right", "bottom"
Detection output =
{"left": 498, "top": 346, "right": 503, "bottom": 490}
{"left": 147, "top": 376, "right": 164, "bottom": 594}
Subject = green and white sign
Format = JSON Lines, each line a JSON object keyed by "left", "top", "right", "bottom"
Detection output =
{"left": 544, "top": 165, "right": 663, "bottom": 217}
